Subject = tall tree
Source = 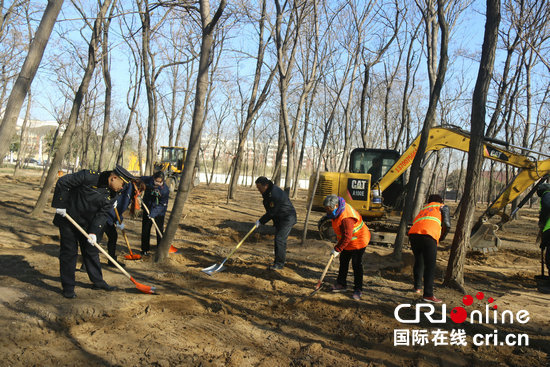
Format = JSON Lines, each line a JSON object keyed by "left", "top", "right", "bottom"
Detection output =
{"left": 97, "top": 1, "right": 117, "bottom": 170}
{"left": 31, "top": 0, "right": 114, "bottom": 216}
{"left": 157, "top": 0, "right": 226, "bottom": 262}
{"left": 0, "top": 0, "right": 63, "bottom": 162}
{"left": 444, "top": 0, "right": 500, "bottom": 290}
{"left": 227, "top": 0, "right": 277, "bottom": 200}
{"left": 393, "top": 0, "right": 449, "bottom": 260}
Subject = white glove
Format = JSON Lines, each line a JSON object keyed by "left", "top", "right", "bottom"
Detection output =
{"left": 331, "top": 249, "right": 340, "bottom": 258}
{"left": 113, "top": 201, "right": 118, "bottom": 209}
{"left": 255, "top": 220, "right": 261, "bottom": 229}
{"left": 116, "top": 222, "right": 125, "bottom": 230}
{"left": 56, "top": 208, "right": 67, "bottom": 217}
{"left": 87, "top": 233, "right": 97, "bottom": 245}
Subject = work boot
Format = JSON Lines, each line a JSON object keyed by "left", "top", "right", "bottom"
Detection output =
{"left": 92, "top": 281, "right": 116, "bottom": 291}
{"left": 62, "top": 289, "right": 76, "bottom": 299}
{"left": 332, "top": 283, "right": 346, "bottom": 293}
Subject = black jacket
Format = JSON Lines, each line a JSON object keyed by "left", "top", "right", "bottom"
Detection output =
{"left": 259, "top": 184, "right": 297, "bottom": 226}
{"left": 52, "top": 170, "right": 118, "bottom": 236}
{"left": 440, "top": 205, "right": 451, "bottom": 241}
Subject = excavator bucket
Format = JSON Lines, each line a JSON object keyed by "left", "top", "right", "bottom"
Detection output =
{"left": 469, "top": 223, "right": 501, "bottom": 253}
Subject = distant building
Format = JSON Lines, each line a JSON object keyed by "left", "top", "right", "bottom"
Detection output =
{"left": 6, "top": 117, "right": 59, "bottom": 163}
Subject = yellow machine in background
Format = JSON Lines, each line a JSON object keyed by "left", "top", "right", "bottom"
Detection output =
{"left": 309, "top": 126, "right": 550, "bottom": 251}
{"left": 153, "top": 146, "right": 187, "bottom": 191}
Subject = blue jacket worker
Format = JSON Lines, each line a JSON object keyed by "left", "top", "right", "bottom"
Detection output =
{"left": 140, "top": 171, "right": 170, "bottom": 255}
{"left": 102, "top": 180, "right": 144, "bottom": 266}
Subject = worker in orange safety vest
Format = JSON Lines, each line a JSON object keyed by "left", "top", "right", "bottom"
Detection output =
{"left": 323, "top": 195, "right": 370, "bottom": 300}
{"left": 408, "top": 194, "right": 451, "bottom": 304}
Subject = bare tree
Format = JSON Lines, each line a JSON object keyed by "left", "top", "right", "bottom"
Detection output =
{"left": 227, "top": 0, "right": 277, "bottom": 200}
{"left": 157, "top": 0, "right": 227, "bottom": 262}
{"left": 444, "top": 0, "right": 500, "bottom": 290}
{"left": 0, "top": 0, "right": 63, "bottom": 162}
{"left": 31, "top": 0, "right": 114, "bottom": 216}
{"left": 97, "top": 0, "right": 117, "bottom": 170}
{"left": 393, "top": 0, "right": 450, "bottom": 260}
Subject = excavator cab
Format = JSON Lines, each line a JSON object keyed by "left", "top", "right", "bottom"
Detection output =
{"left": 349, "top": 148, "right": 404, "bottom": 209}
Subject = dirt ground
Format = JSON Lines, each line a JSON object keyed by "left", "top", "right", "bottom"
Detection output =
{"left": 1, "top": 172, "right": 550, "bottom": 367}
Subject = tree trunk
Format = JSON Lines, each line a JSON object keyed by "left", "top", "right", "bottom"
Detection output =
{"left": 444, "top": 0, "right": 500, "bottom": 290}
{"left": 13, "top": 92, "right": 32, "bottom": 176}
{"left": 393, "top": 0, "right": 449, "bottom": 260}
{"left": 31, "top": 0, "right": 113, "bottom": 217}
{"left": 227, "top": 0, "right": 275, "bottom": 200}
{"left": 0, "top": 0, "right": 63, "bottom": 161}
{"left": 157, "top": 0, "right": 226, "bottom": 262}
{"left": 98, "top": 4, "right": 116, "bottom": 171}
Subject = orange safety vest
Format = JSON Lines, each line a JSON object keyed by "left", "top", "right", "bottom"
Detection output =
{"left": 332, "top": 203, "right": 370, "bottom": 250}
{"left": 408, "top": 202, "right": 444, "bottom": 243}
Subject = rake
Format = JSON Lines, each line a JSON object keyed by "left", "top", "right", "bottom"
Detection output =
{"left": 202, "top": 224, "right": 256, "bottom": 276}
{"left": 64, "top": 213, "right": 155, "bottom": 294}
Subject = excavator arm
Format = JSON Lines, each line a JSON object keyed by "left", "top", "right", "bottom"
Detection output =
{"left": 378, "top": 126, "right": 542, "bottom": 193}
{"left": 375, "top": 126, "right": 550, "bottom": 252}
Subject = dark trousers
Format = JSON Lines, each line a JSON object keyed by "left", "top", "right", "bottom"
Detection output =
{"left": 542, "top": 230, "right": 550, "bottom": 273}
{"left": 141, "top": 213, "right": 164, "bottom": 252}
{"left": 58, "top": 219, "right": 104, "bottom": 292}
{"left": 103, "top": 223, "right": 118, "bottom": 258}
{"left": 336, "top": 247, "right": 366, "bottom": 291}
{"left": 410, "top": 234, "right": 438, "bottom": 298}
{"left": 273, "top": 217, "right": 296, "bottom": 267}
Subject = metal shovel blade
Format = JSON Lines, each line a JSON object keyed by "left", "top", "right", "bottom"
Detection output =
{"left": 201, "top": 263, "right": 226, "bottom": 276}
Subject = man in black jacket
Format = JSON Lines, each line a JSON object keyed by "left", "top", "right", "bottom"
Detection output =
{"left": 537, "top": 183, "right": 550, "bottom": 276}
{"left": 52, "top": 165, "right": 135, "bottom": 298}
{"left": 255, "top": 176, "right": 297, "bottom": 270}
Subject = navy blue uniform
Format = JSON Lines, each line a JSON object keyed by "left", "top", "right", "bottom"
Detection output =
{"left": 140, "top": 176, "right": 170, "bottom": 253}
{"left": 52, "top": 170, "right": 118, "bottom": 294}
{"left": 259, "top": 184, "right": 297, "bottom": 268}
{"left": 103, "top": 183, "right": 136, "bottom": 261}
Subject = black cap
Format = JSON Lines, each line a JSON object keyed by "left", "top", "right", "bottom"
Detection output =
{"left": 113, "top": 164, "right": 135, "bottom": 184}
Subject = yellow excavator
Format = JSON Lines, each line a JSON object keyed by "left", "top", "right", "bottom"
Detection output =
{"left": 309, "top": 125, "right": 550, "bottom": 251}
{"left": 153, "top": 146, "right": 187, "bottom": 192}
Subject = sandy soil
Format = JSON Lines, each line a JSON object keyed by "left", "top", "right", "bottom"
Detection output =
{"left": 1, "top": 173, "right": 549, "bottom": 366}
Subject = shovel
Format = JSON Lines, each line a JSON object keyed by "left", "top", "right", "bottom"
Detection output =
{"left": 288, "top": 254, "right": 335, "bottom": 305}
{"left": 309, "top": 254, "right": 335, "bottom": 296}
{"left": 202, "top": 224, "right": 256, "bottom": 276}
{"left": 114, "top": 207, "right": 141, "bottom": 260}
{"left": 136, "top": 190, "right": 179, "bottom": 254}
{"left": 64, "top": 213, "right": 155, "bottom": 294}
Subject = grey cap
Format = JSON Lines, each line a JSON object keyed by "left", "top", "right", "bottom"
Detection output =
{"left": 113, "top": 164, "right": 135, "bottom": 184}
{"left": 323, "top": 195, "right": 339, "bottom": 208}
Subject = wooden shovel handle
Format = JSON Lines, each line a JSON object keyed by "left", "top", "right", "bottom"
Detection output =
{"left": 315, "top": 254, "right": 335, "bottom": 290}
{"left": 63, "top": 213, "right": 132, "bottom": 279}
{"left": 114, "top": 207, "right": 134, "bottom": 254}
